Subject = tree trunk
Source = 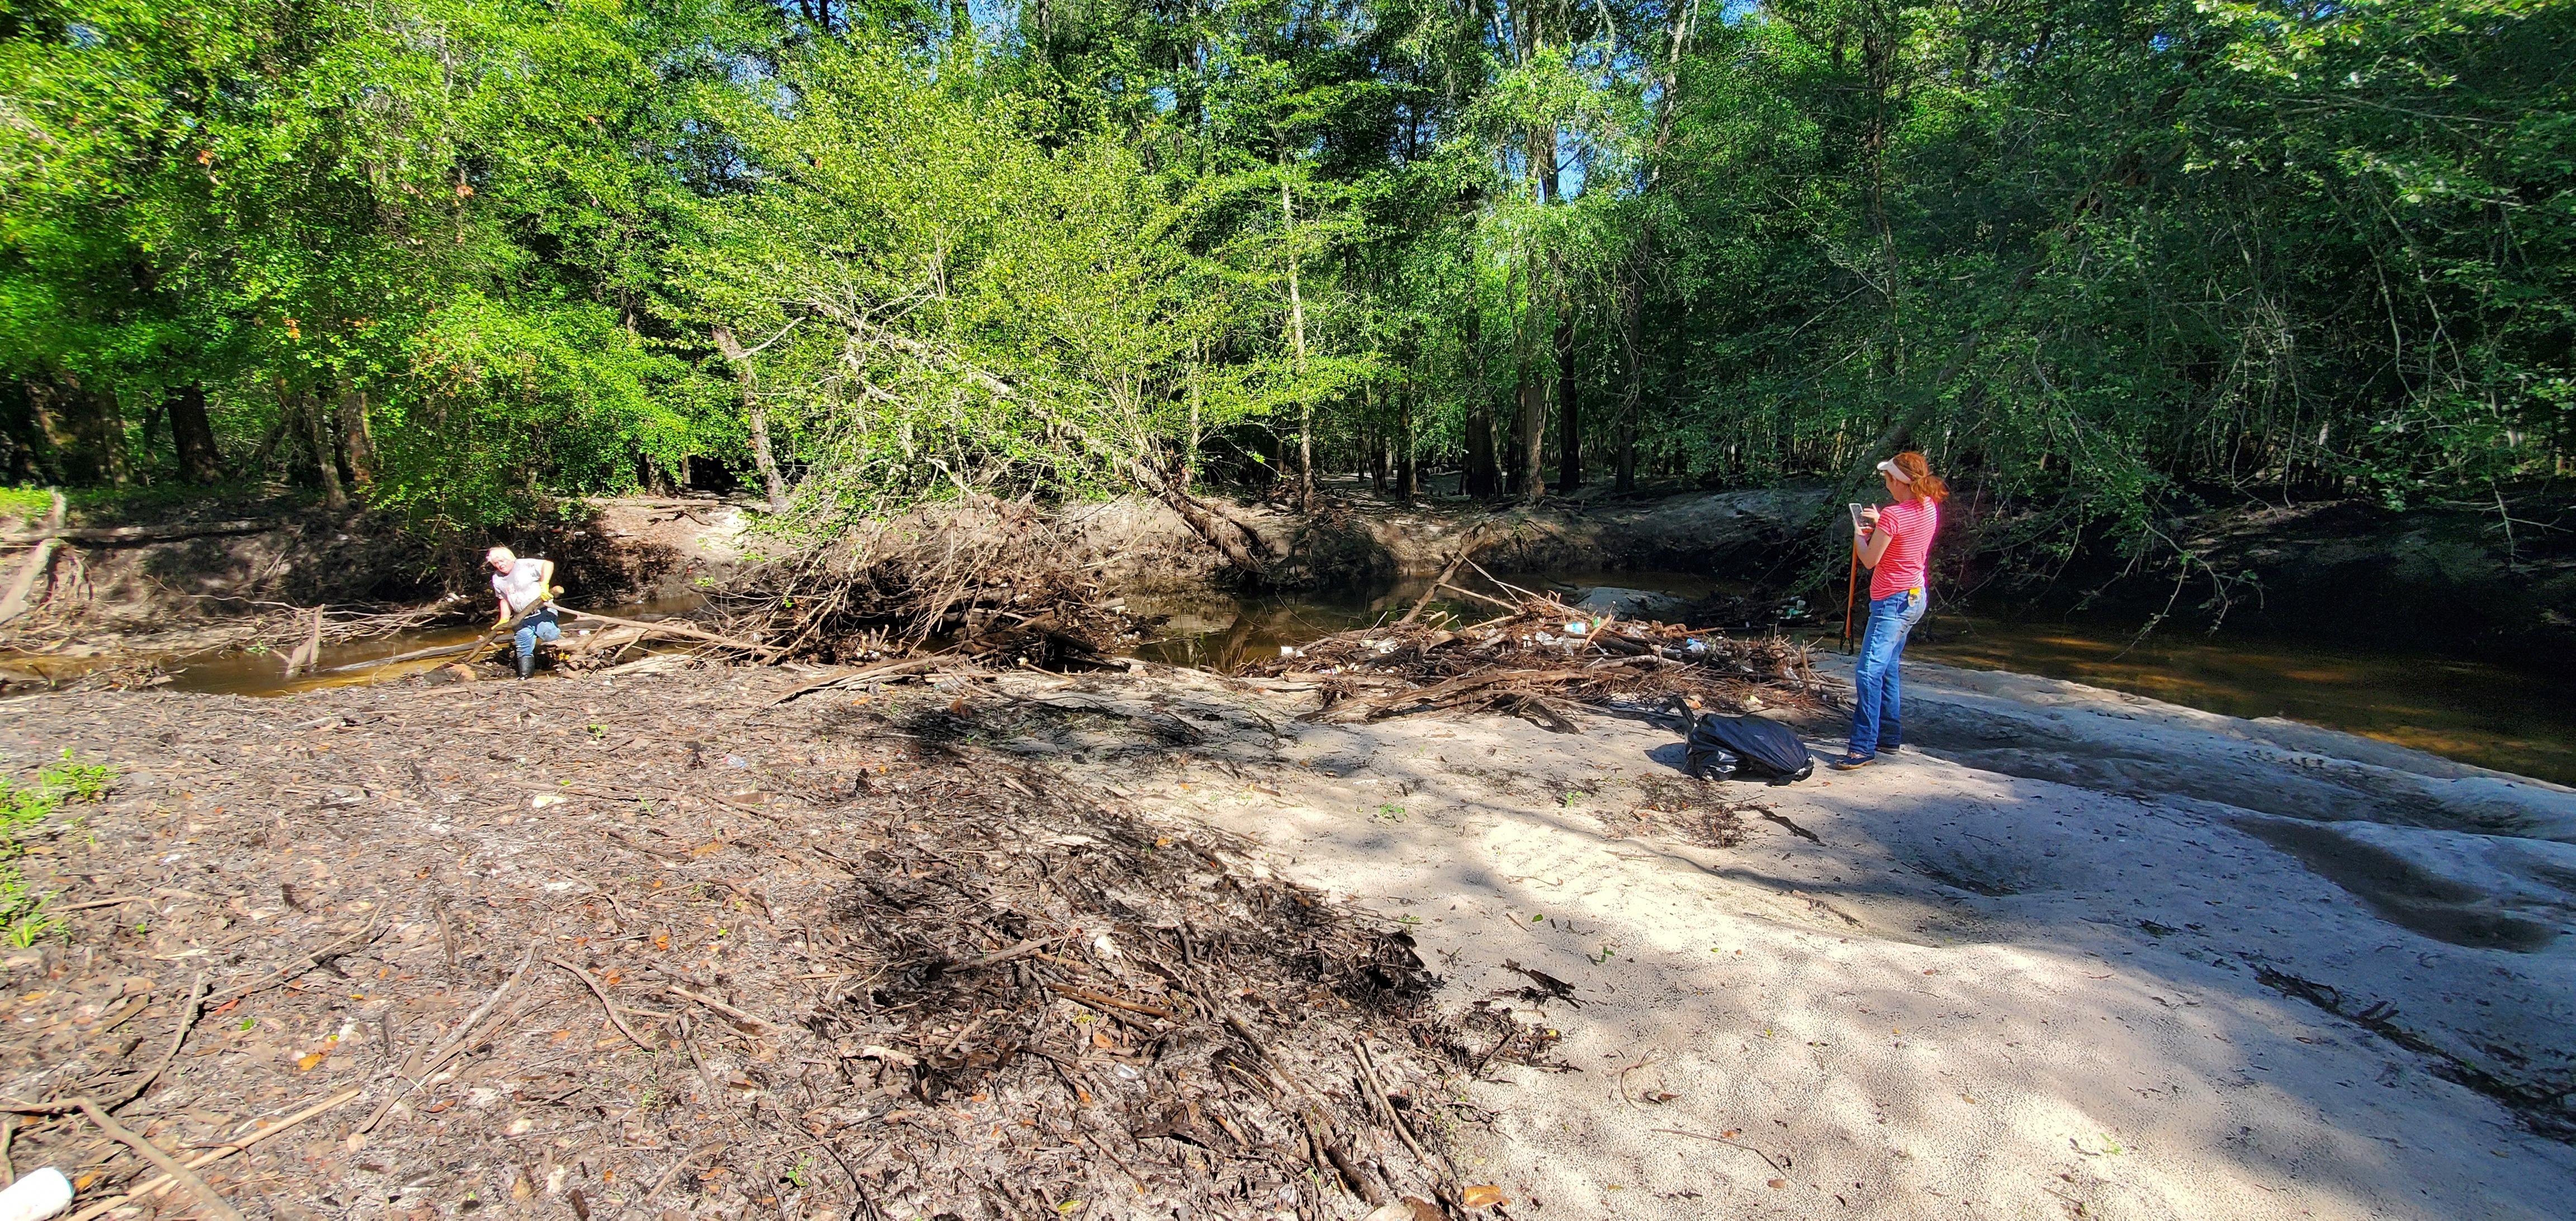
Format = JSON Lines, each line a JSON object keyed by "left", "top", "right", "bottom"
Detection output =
{"left": 139, "top": 398, "right": 163, "bottom": 482}
{"left": 1462, "top": 308, "right": 1498, "bottom": 497}
{"left": 712, "top": 325, "right": 788, "bottom": 513}
{"left": 1616, "top": 413, "right": 1637, "bottom": 493}
{"left": 26, "top": 375, "right": 122, "bottom": 485}
{"left": 1615, "top": 276, "right": 1642, "bottom": 493}
{"left": 1396, "top": 386, "right": 1417, "bottom": 501}
{"left": 1516, "top": 125, "right": 1558, "bottom": 504}
{"left": 335, "top": 381, "right": 376, "bottom": 487}
{"left": 1555, "top": 305, "right": 1579, "bottom": 493}
{"left": 1183, "top": 341, "right": 1202, "bottom": 493}
{"left": 1281, "top": 167, "right": 1313, "bottom": 513}
{"left": 1514, "top": 363, "right": 1545, "bottom": 500}
{"left": 168, "top": 384, "right": 223, "bottom": 483}
{"left": 304, "top": 392, "right": 348, "bottom": 510}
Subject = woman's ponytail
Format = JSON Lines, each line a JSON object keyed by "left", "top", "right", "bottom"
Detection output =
{"left": 1891, "top": 451, "right": 1948, "bottom": 502}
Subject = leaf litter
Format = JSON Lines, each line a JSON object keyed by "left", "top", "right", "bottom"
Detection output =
{"left": 0, "top": 665, "right": 1544, "bottom": 1219}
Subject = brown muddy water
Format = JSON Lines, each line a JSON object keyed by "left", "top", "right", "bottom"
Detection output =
{"left": 1136, "top": 572, "right": 2576, "bottom": 789}
{"left": 1904, "top": 611, "right": 2576, "bottom": 788}
{"left": 26, "top": 570, "right": 2570, "bottom": 788}
{"left": 141, "top": 595, "right": 712, "bottom": 696}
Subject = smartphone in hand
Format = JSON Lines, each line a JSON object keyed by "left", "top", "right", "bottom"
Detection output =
{"left": 1848, "top": 503, "right": 1869, "bottom": 531}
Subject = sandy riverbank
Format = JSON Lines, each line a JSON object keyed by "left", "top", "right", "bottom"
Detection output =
{"left": 4, "top": 652, "right": 2570, "bottom": 1219}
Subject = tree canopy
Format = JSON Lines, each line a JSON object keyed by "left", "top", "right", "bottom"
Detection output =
{"left": 4, "top": 0, "right": 2569, "bottom": 561}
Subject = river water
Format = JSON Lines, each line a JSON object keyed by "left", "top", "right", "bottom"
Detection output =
{"left": 1128, "top": 571, "right": 2576, "bottom": 788}
{"left": 86, "top": 570, "right": 2574, "bottom": 788}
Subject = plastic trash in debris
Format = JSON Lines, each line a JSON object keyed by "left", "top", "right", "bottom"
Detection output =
{"left": 1685, "top": 637, "right": 1710, "bottom": 654}
{"left": 1685, "top": 741, "right": 1740, "bottom": 780}
{"left": 1533, "top": 632, "right": 1557, "bottom": 645}
{"left": 0, "top": 1168, "right": 72, "bottom": 1221}
{"left": 1564, "top": 621, "right": 1587, "bottom": 635}
{"left": 724, "top": 754, "right": 750, "bottom": 768}
{"left": 1280, "top": 645, "right": 1303, "bottom": 659}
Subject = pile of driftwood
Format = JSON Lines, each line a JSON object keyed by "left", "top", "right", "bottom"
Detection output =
{"left": 708, "top": 501, "right": 1153, "bottom": 669}
{"left": 1, "top": 668, "right": 1506, "bottom": 1219}
{"left": 1244, "top": 568, "right": 1823, "bottom": 730}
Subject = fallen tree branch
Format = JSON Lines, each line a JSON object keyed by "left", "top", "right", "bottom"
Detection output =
{"left": 1, "top": 518, "right": 276, "bottom": 546}
{"left": 1399, "top": 526, "right": 1490, "bottom": 626}
{"left": 64, "top": 1086, "right": 364, "bottom": 1221}
{"left": 556, "top": 608, "right": 777, "bottom": 657}
{"left": 73, "top": 1096, "right": 245, "bottom": 1221}
{"left": 550, "top": 957, "right": 654, "bottom": 1051}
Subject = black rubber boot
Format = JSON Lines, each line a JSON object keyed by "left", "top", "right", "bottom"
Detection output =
{"left": 516, "top": 650, "right": 535, "bottom": 680}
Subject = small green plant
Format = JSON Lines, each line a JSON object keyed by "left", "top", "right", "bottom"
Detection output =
{"left": 3, "top": 751, "right": 116, "bottom": 826}
{"left": 588, "top": 723, "right": 607, "bottom": 740}
{"left": 1374, "top": 802, "right": 1406, "bottom": 821}
{"left": 2, "top": 751, "right": 119, "bottom": 945}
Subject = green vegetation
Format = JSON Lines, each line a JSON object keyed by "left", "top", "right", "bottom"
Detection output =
{"left": 0, "top": 485, "right": 49, "bottom": 523}
{"left": 0, "top": 751, "right": 119, "bottom": 946}
{"left": 2, "top": 0, "right": 2567, "bottom": 566}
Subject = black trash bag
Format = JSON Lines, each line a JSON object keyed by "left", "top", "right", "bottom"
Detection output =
{"left": 1684, "top": 740, "right": 1739, "bottom": 780}
{"left": 1684, "top": 713, "right": 1814, "bottom": 784}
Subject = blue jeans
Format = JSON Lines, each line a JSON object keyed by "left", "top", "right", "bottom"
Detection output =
{"left": 512, "top": 608, "right": 561, "bottom": 662}
{"left": 1848, "top": 589, "right": 1926, "bottom": 756}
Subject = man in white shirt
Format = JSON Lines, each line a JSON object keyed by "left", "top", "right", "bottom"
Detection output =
{"left": 486, "top": 546, "right": 560, "bottom": 679}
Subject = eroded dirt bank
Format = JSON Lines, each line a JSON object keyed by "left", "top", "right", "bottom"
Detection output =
{"left": 5, "top": 653, "right": 2570, "bottom": 1219}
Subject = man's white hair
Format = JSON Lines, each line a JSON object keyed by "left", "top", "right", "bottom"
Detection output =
{"left": 486, "top": 546, "right": 516, "bottom": 565}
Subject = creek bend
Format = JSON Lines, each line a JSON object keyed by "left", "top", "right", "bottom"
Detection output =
{"left": 108, "top": 568, "right": 2576, "bottom": 791}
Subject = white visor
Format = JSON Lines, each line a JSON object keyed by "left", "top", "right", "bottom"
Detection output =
{"left": 1875, "top": 459, "right": 1914, "bottom": 484}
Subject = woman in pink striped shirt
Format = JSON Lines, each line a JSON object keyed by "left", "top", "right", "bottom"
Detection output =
{"left": 1831, "top": 451, "right": 1948, "bottom": 769}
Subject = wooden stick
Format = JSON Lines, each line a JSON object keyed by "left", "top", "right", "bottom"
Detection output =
{"left": 1046, "top": 984, "right": 1174, "bottom": 1020}
{"left": 359, "top": 945, "right": 536, "bottom": 1134}
{"left": 946, "top": 938, "right": 1063, "bottom": 972}
{"left": 99, "top": 975, "right": 206, "bottom": 1111}
{"left": 1398, "top": 527, "right": 1488, "bottom": 626}
{"left": 555, "top": 609, "right": 775, "bottom": 656}
{"left": 205, "top": 917, "right": 382, "bottom": 1010}
{"left": 665, "top": 986, "right": 776, "bottom": 1032}
{"left": 48, "top": 896, "right": 143, "bottom": 913}
{"left": 548, "top": 958, "right": 654, "bottom": 1051}
{"left": 1435, "top": 581, "right": 1518, "bottom": 612}
{"left": 1352, "top": 1039, "right": 1447, "bottom": 1179}
{"left": 1463, "top": 559, "right": 1551, "bottom": 604}
{"left": 1842, "top": 545, "right": 1859, "bottom": 654}
{"left": 1651, "top": 1126, "right": 1789, "bottom": 1175}
{"left": 72, "top": 1097, "right": 245, "bottom": 1221}
{"left": 315, "top": 635, "right": 504, "bottom": 674}
{"left": 644, "top": 1143, "right": 726, "bottom": 1203}
{"left": 760, "top": 654, "right": 962, "bottom": 709}
{"left": 65, "top": 1087, "right": 364, "bottom": 1221}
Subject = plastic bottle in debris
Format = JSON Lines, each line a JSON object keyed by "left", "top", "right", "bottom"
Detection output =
{"left": 0, "top": 1168, "right": 72, "bottom": 1221}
